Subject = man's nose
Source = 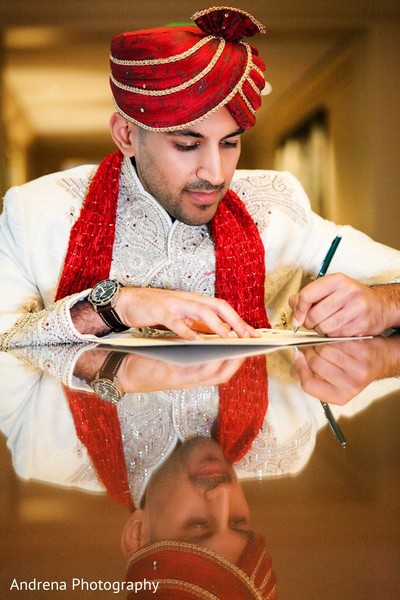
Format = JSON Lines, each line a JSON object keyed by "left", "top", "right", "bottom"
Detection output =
{"left": 196, "top": 148, "right": 224, "bottom": 186}
{"left": 204, "top": 483, "right": 230, "bottom": 521}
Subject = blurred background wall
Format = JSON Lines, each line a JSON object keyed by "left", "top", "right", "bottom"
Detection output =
{"left": 1, "top": 0, "right": 399, "bottom": 248}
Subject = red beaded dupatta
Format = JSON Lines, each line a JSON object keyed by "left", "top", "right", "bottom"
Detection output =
{"left": 55, "top": 152, "right": 124, "bottom": 301}
{"left": 64, "top": 386, "right": 134, "bottom": 511}
{"left": 57, "top": 151, "right": 269, "bottom": 509}
{"left": 210, "top": 188, "right": 270, "bottom": 328}
{"left": 216, "top": 355, "right": 268, "bottom": 464}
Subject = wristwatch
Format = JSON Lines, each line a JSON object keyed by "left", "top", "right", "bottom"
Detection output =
{"left": 90, "top": 351, "right": 126, "bottom": 404}
{"left": 88, "top": 279, "right": 129, "bottom": 333}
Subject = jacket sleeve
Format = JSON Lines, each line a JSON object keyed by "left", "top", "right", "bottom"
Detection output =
{"left": 265, "top": 171, "right": 400, "bottom": 285}
{"left": 0, "top": 171, "right": 98, "bottom": 348}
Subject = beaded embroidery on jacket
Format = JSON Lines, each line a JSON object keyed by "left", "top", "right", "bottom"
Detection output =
{"left": 112, "top": 158, "right": 304, "bottom": 293}
{"left": 0, "top": 294, "right": 84, "bottom": 349}
{"left": 118, "top": 386, "right": 219, "bottom": 506}
{"left": 112, "top": 159, "right": 216, "bottom": 295}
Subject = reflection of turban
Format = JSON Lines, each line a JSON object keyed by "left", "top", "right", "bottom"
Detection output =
{"left": 110, "top": 6, "right": 266, "bottom": 131}
{"left": 126, "top": 535, "right": 277, "bottom": 599}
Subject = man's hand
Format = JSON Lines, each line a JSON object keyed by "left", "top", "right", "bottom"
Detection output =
{"left": 117, "top": 287, "right": 260, "bottom": 340}
{"left": 74, "top": 347, "right": 244, "bottom": 393}
{"left": 119, "top": 353, "right": 244, "bottom": 392}
{"left": 72, "top": 287, "right": 260, "bottom": 340}
{"left": 291, "top": 335, "right": 400, "bottom": 404}
{"left": 289, "top": 274, "right": 400, "bottom": 336}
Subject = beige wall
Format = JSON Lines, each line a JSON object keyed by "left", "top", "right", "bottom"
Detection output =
{"left": 247, "top": 24, "right": 400, "bottom": 249}
{"left": 3, "top": 89, "right": 35, "bottom": 190}
{"left": 367, "top": 23, "right": 400, "bottom": 249}
{"left": 0, "top": 28, "right": 7, "bottom": 209}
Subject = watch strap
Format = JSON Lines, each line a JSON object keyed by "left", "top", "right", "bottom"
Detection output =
{"left": 97, "top": 305, "right": 129, "bottom": 333}
{"left": 99, "top": 351, "right": 126, "bottom": 380}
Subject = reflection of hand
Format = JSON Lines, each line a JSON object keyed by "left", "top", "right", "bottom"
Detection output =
{"left": 289, "top": 274, "right": 400, "bottom": 336}
{"left": 117, "top": 287, "right": 259, "bottom": 340}
{"left": 291, "top": 335, "right": 400, "bottom": 404}
{"left": 74, "top": 347, "right": 244, "bottom": 394}
{"left": 118, "top": 353, "right": 244, "bottom": 392}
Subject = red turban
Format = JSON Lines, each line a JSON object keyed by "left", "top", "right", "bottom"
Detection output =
{"left": 126, "top": 535, "right": 277, "bottom": 599}
{"left": 110, "top": 6, "right": 266, "bottom": 131}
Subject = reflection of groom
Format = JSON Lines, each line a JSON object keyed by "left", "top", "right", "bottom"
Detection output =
{"left": 122, "top": 437, "right": 277, "bottom": 599}
{"left": 66, "top": 350, "right": 274, "bottom": 598}
{"left": 67, "top": 349, "right": 269, "bottom": 507}
{"left": 123, "top": 437, "right": 253, "bottom": 561}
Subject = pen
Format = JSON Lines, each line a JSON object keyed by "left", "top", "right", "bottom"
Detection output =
{"left": 316, "top": 235, "right": 342, "bottom": 279}
{"left": 321, "top": 401, "right": 347, "bottom": 447}
{"left": 292, "top": 233, "right": 345, "bottom": 447}
{"left": 293, "top": 235, "right": 342, "bottom": 333}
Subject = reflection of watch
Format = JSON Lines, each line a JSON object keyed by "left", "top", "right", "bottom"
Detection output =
{"left": 88, "top": 279, "right": 129, "bottom": 333}
{"left": 90, "top": 351, "right": 126, "bottom": 404}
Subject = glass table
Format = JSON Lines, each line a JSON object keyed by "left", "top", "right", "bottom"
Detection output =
{"left": 1, "top": 335, "right": 399, "bottom": 599}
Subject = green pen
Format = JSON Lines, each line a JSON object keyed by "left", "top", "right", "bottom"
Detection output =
{"left": 293, "top": 235, "right": 342, "bottom": 333}
{"left": 316, "top": 235, "right": 342, "bottom": 279}
{"left": 293, "top": 234, "right": 346, "bottom": 447}
{"left": 321, "top": 401, "right": 346, "bottom": 447}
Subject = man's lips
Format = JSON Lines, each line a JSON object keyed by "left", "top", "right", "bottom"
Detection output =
{"left": 185, "top": 189, "right": 221, "bottom": 206}
{"left": 189, "top": 454, "right": 231, "bottom": 479}
{"left": 192, "top": 463, "right": 229, "bottom": 477}
{"left": 190, "top": 472, "right": 232, "bottom": 489}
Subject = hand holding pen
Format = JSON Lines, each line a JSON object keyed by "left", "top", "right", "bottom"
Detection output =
{"left": 292, "top": 235, "right": 342, "bottom": 334}
{"left": 291, "top": 234, "right": 345, "bottom": 447}
{"left": 289, "top": 237, "right": 391, "bottom": 337}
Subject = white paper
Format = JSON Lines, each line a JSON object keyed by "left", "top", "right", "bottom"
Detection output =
{"left": 99, "top": 327, "right": 367, "bottom": 348}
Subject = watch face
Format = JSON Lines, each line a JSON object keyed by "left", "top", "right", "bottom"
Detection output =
{"left": 91, "top": 279, "right": 118, "bottom": 305}
{"left": 92, "top": 378, "right": 123, "bottom": 404}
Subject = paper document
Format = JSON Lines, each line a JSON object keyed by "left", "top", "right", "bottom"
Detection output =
{"left": 99, "top": 328, "right": 367, "bottom": 348}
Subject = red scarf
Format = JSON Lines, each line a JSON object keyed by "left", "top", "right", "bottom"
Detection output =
{"left": 65, "top": 386, "right": 134, "bottom": 510}
{"left": 58, "top": 151, "right": 270, "bottom": 509}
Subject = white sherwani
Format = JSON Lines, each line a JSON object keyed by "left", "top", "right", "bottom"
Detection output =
{"left": 1, "top": 157, "right": 400, "bottom": 347}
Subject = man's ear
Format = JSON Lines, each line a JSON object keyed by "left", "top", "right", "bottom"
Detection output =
{"left": 121, "top": 509, "right": 149, "bottom": 557}
{"left": 109, "top": 113, "right": 136, "bottom": 157}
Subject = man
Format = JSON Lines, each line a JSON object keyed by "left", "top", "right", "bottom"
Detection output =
{"left": 122, "top": 437, "right": 255, "bottom": 561}
{"left": 122, "top": 436, "right": 277, "bottom": 599}
{"left": 1, "top": 6, "right": 400, "bottom": 350}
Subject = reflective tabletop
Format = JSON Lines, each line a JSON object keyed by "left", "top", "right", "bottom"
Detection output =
{"left": 1, "top": 335, "right": 399, "bottom": 599}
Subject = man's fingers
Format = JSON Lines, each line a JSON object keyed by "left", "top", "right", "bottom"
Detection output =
{"left": 118, "top": 287, "right": 259, "bottom": 338}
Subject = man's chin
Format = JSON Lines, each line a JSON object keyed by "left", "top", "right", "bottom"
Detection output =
{"left": 184, "top": 218, "right": 213, "bottom": 226}
{"left": 179, "top": 207, "right": 219, "bottom": 226}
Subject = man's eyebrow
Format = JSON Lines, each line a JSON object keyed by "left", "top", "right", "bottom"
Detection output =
{"left": 233, "top": 528, "right": 255, "bottom": 541}
{"left": 177, "top": 528, "right": 255, "bottom": 544}
{"left": 167, "top": 128, "right": 244, "bottom": 140}
{"left": 224, "top": 128, "right": 244, "bottom": 139}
